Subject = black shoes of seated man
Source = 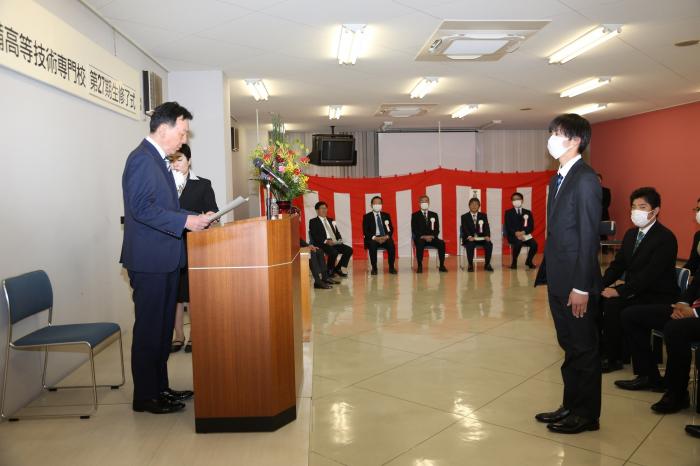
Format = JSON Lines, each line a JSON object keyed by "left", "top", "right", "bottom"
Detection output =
{"left": 547, "top": 415, "right": 600, "bottom": 434}
{"left": 325, "top": 277, "right": 341, "bottom": 285}
{"left": 484, "top": 264, "right": 494, "bottom": 272}
{"left": 526, "top": 262, "right": 537, "bottom": 269}
{"left": 314, "top": 282, "right": 332, "bottom": 289}
{"left": 333, "top": 269, "right": 348, "bottom": 278}
{"left": 371, "top": 268, "right": 378, "bottom": 275}
{"left": 601, "top": 359, "right": 624, "bottom": 373}
{"left": 651, "top": 391, "right": 690, "bottom": 414}
{"left": 416, "top": 264, "right": 423, "bottom": 273}
{"left": 535, "top": 406, "right": 570, "bottom": 423}
{"left": 439, "top": 265, "right": 448, "bottom": 272}
{"left": 614, "top": 376, "right": 665, "bottom": 392}
{"left": 133, "top": 389, "right": 192, "bottom": 414}
{"left": 686, "top": 424, "right": 700, "bottom": 438}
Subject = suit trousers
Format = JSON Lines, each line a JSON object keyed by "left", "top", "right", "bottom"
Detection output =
{"left": 464, "top": 240, "right": 492, "bottom": 266}
{"left": 549, "top": 292, "right": 602, "bottom": 420}
{"left": 414, "top": 238, "right": 445, "bottom": 266}
{"left": 128, "top": 270, "right": 179, "bottom": 402}
{"left": 320, "top": 242, "right": 353, "bottom": 271}
{"left": 366, "top": 238, "right": 395, "bottom": 270}
{"left": 620, "top": 304, "right": 673, "bottom": 381}
{"left": 663, "top": 317, "right": 700, "bottom": 396}
{"left": 309, "top": 249, "right": 329, "bottom": 284}
{"left": 511, "top": 239, "right": 538, "bottom": 265}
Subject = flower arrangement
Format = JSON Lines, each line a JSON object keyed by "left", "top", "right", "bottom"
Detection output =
{"left": 251, "top": 140, "right": 311, "bottom": 201}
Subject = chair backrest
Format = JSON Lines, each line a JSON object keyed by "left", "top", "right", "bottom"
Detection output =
{"left": 675, "top": 267, "right": 690, "bottom": 295}
{"left": 599, "top": 220, "right": 616, "bottom": 236}
{"left": 3, "top": 270, "right": 53, "bottom": 325}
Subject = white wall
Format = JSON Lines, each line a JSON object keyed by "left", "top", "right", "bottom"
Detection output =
{"left": 231, "top": 125, "right": 262, "bottom": 219}
{"left": 378, "top": 132, "right": 477, "bottom": 176}
{"left": 0, "top": 0, "right": 167, "bottom": 416}
{"left": 168, "top": 71, "right": 233, "bottom": 220}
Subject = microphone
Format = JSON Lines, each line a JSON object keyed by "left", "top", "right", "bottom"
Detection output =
{"left": 253, "top": 158, "right": 289, "bottom": 190}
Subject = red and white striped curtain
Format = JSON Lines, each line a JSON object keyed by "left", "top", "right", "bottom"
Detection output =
{"left": 267, "top": 168, "right": 555, "bottom": 259}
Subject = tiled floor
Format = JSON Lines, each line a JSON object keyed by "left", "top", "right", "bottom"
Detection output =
{"left": 310, "top": 256, "right": 700, "bottom": 466}
{"left": 2, "top": 255, "right": 699, "bottom": 466}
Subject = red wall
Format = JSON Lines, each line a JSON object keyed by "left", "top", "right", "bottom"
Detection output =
{"left": 591, "top": 101, "right": 700, "bottom": 259}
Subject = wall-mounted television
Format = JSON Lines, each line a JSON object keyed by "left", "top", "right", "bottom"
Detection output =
{"left": 310, "top": 134, "right": 357, "bottom": 166}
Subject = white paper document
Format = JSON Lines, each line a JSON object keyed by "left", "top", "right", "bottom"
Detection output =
{"left": 523, "top": 234, "right": 533, "bottom": 241}
{"left": 207, "top": 196, "right": 249, "bottom": 222}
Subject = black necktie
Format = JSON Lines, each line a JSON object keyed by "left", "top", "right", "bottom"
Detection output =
{"left": 376, "top": 214, "right": 386, "bottom": 235}
{"left": 555, "top": 173, "right": 564, "bottom": 195}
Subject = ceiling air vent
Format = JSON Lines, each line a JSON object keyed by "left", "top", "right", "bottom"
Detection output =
{"left": 375, "top": 103, "right": 437, "bottom": 118}
{"left": 416, "top": 20, "right": 549, "bottom": 62}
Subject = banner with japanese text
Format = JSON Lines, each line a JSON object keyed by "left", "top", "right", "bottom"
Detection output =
{"left": 0, "top": 0, "right": 141, "bottom": 120}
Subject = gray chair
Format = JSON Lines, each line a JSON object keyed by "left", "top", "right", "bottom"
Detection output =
{"left": 1, "top": 270, "right": 125, "bottom": 421}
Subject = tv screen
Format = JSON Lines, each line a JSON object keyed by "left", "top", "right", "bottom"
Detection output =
{"left": 311, "top": 134, "right": 356, "bottom": 166}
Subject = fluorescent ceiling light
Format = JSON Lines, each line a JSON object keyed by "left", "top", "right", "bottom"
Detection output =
{"left": 451, "top": 104, "right": 479, "bottom": 118}
{"left": 244, "top": 79, "right": 269, "bottom": 101}
{"left": 410, "top": 77, "right": 439, "bottom": 99}
{"left": 572, "top": 103, "right": 608, "bottom": 115}
{"left": 337, "top": 24, "right": 367, "bottom": 65}
{"left": 328, "top": 105, "right": 343, "bottom": 120}
{"left": 560, "top": 77, "right": 612, "bottom": 98}
{"left": 549, "top": 24, "right": 622, "bottom": 64}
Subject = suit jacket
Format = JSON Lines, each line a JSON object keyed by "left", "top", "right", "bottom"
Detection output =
{"left": 682, "top": 230, "right": 700, "bottom": 276}
{"left": 504, "top": 207, "right": 534, "bottom": 244}
{"left": 179, "top": 175, "right": 218, "bottom": 214}
{"left": 363, "top": 211, "right": 394, "bottom": 245}
{"left": 461, "top": 211, "right": 491, "bottom": 240}
{"left": 602, "top": 222, "right": 679, "bottom": 300}
{"left": 120, "top": 139, "right": 188, "bottom": 273}
{"left": 601, "top": 186, "right": 611, "bottom": 221}
{"left": 411, "top": 210, "right": 440, "bottom": 239}
{"left": 535, "top": 159, "right": 602, "bottom": 296}
{"left": 309, "top": 216, "right": 343, "bottom": 247}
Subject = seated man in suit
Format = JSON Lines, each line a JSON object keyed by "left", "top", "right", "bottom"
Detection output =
{"left": 599, "top": 187, "right": 679, "bottom": 373}
{"left": 300, "top": 239, "right": 339, "bottom": 289}
{"left": 504, "top": 192, "right": 538, "bottom": 270}
{"left": 411, "top": 195, "right": 447, "bottom": 273}
{"left": 363, "top": 196, "right": 397, "bottom": 275}
{"left": 615, "top": 263, "right": 698, "bottom": 396}
{"left": 460, "top": 197, "right": 494, "bottom": 272}
{"left": 309, "top": 201, "right": 353, "bottom": 278}
{"left": 682, "top": 197, "right": 700, "bottom": 276}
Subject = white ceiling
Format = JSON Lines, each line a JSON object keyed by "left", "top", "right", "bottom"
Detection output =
{"left": 88, "top": 0, "right": 700, "bottom": 131}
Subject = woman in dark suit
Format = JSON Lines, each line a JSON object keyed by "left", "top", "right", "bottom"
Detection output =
{"left": 169, "top": 143, "right": 218, "bottom": 353}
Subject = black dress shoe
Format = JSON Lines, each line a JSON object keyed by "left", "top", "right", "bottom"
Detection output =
{"left": 526, "top": 262, "right": 537, "bottom": 269}
{"left": 484, "top": 264, "right": 494, "bottom": 272}
{"left": 547, "top": 415, "right": 599, "bottom": 434}
{"left": 535, "top": 406, "right": 571, "bottom": 423}
{"left": 162, "top": 388, "right": 194, "bottom": 402}
{"left": 467, "top": 265, "right": 474, "bottom": 272}
{"left": 614, "top": 376, "right": 665, "bottom": 392}
{"left": 184, "top": 341, "right": 192, "bottom": 353}
{"left": 314, "top": 282, "right": 332, "bottom": 289}
{"left": 601, "top": 359, "right": 623, "bottom": 373}
{"left": 510, "top": 264, "right": 517, "bottom": 269}
{"left": 389, "top": 268, "right": 397, "bottom": 274}
{"left": 334, "top": 269, "right": 348, "bottom": 278}
{"left": 416, "top": 265, "right": 423, "bottom": 273}
{"left": 685, "top": 424, "right": 700, "bottom": 438}
{"left": 370, "top": 268, "right": 378, "bottom": 275}
{"left": 324, "top": 278, "right": 341, "bottom": 285}
{"left": 170, "top": 340, "right": 184, "bottom": 353}
{"left": 651, "top": 391, "right": 690, "bottom": 414}
{"left": 439, "top": 266, "right": 448, "bottom": 272}
{"left": 133, "top": 397, "right": 185, "bottom": 414}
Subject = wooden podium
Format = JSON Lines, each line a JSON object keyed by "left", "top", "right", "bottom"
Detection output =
{"left": 186, "top": 215, "right": 303, "bottom": 433}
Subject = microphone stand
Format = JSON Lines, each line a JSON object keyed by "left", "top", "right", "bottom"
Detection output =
{"left": 262, "top": 174, "right": 272, "bottom": 220}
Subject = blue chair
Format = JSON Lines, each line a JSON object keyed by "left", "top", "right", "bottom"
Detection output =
{"left": 1, "top": 270, "right": 125, "bottom": 421}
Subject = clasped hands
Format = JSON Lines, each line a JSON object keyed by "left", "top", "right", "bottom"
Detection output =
{"left": 374, "top": 235, "right": 390, "bottom": 244}
{"left": 466, "top": 236, "right": 491, "bottom": 242}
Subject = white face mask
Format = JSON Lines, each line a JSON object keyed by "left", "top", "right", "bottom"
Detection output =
{"left": 695, "top": 210, "right": 700, "bottom": 225}
{"left": 631, "top": 209, "right": 653, "bottom": 228}
{"left": 547, "top": 135, "right": 571, "bottom": 160}
{"left": 372, "top": 204, "right": 382, "bottom": 213}
{"left": 420, "top": 202, "right": 429, "bottom": 211}
{"left": 512, "top": 200, "right": 523, "bottom": 208}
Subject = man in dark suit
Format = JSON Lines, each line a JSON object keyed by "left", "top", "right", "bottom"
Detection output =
{"left": 615, "top": 263, "right": 695, "bottom": 397}
{"left": 534, "top": 113, "right": 603, "bottom": 434}
{"left": 411, "top": 195, "right": 447, "bottom": 273}
{"left": 308, "top": 201, "right": 353, "bottom": 277}
{"left": 362, "top": 196, "right": 396, "bottom": 275}
{"left": 599, "top": 187, "right": 679, "bottom": 374}
{"left": 682, "top": 197, "right": 700, "bottom": 275}
{"left": 300, "top": 239, "right": 339, "bottom": 289}
{"left": 504, "top": 192, "right": 538, "bottom": 270}
{"left": 460, "top": 198, "right": 493, "bottom": 272}
{"left": 121, "top": 102, "right": 212, "bottom": 414}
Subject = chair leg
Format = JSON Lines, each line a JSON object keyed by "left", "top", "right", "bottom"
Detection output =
{"left": 0, "top": 342, "right": 12, "bottom": 420}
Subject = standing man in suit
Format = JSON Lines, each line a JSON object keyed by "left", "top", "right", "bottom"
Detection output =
{"left": 504, "top": 192, "right": 538, "bottom": 270}
{"left": 363, "top": 196, "right": 397, "bottom": 275}
{"left": 460, "top": 198, "right": 493, "bottom": 272}
{"left": 599, "top": 187, "right": 679, "bottom": 374}
{"left": 121, "top": 102, "right": 212, "bottom": 414}
{"left": 534, "top": 114, "right": 603, "bottom": 434}
{"left": 410, "top": 195, "right": 448, "bottom": 273}
{"left": 682, "top": 197, "right": 700, "bottom": 275}
{"left": 308, "top": 201, "right": 353, "bottom": 278}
